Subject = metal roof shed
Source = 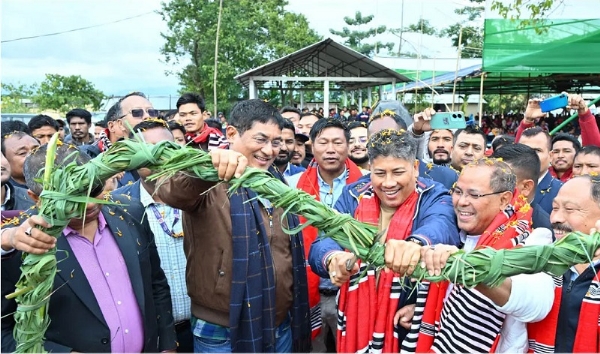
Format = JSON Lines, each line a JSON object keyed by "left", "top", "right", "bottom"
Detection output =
{"left": 234, "top": 38, "right": 410, "bottom": 113}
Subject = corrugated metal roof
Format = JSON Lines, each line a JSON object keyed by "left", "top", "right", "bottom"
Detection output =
{"left": 235, "top": 38, "right": 410, "bottom": 91}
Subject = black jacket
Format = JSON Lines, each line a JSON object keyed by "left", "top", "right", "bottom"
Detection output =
{"left": 555, "top": 262, "right": 600, "bottom": 353}
{"left": 2, "top": 183, "right": 35, "bottom": 211}
{"left": 1, "top": 195, "right": 177, "bottom": 352}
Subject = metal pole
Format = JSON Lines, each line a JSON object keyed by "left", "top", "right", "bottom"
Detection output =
{"left": 368, "top": 88, "right": 372, "bottom": 107}
{"left": 324, "top": 80, "right": 330, "bottom": 115}
{"left": 478, "top": 72, "right": 485, "bottom": 127}
{"left": 451, "top": 26, "right": 463, "bottom": 111}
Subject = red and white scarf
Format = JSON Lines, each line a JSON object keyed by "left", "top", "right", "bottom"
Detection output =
{"left": 185, "top": 123, "right": 228, "bottom": 151}
{"left": 336, "top": 184, "right": 420, "bottom": 353}
{"left": 527, "top": 269, "right": 600, "bottom": 353}
{"left": 403, "top": 192, "right": 533, "bottom": 353}
{"left": 296, "top": 158, "right": 363, "bottom": 339}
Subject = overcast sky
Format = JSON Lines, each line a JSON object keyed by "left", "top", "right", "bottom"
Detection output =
{"left": 0, "top": 0, "right": 520, "bottom": 98}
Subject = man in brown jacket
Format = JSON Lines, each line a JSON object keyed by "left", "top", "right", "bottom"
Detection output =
{"left": 157, "top": 99, "right": 311, "bottom": 353}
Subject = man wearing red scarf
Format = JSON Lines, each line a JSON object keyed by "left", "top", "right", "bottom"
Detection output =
{"left": 176, "top": 93, "right": 228, "bottom": 151}
{"left": 286, "top": 119, "right": 365, "bottom": 351}
{"left": 528, "top": 175, "right": 600, "bottom": 353}
{"left": 308, "top": 129, "right": 460, "bottom": 353}
{"left": 403, "top": 159, "right": 554, "bottom": 353}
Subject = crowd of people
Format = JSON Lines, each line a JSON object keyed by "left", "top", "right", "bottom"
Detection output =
{"left": 1, "top": 90, "right": 599, "bottom": 353}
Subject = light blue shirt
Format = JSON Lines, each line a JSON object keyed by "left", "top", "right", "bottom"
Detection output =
{"left": 139, "top": 184, "right": 191, "bottom": 322}
{"left": 288, "top": 168, "right": 349, "bottom": 291}
{"left": 570, "top": 259, "right": 600, "bottom": 281}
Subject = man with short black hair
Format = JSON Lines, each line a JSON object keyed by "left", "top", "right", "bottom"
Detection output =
{"left": 156, "top": 99, "right": 311, "bottom": 352}
{"left": 450, "top": 125, "right": 487, "bottom": 172}
{"left": 287, "top": 118, "right": 365, "bottom": 351}
{"left": 280, "top": 106, "right": 302, "bottom": 127}
{"left": 64, "top": 108, "right": 94, "bottom": 146}
{"left": 492, "top": 144, "right": 553, "bottom": 232}
{"left": 274, "top": 119, "right": 306, "bottom": 179}
{"left": 100, "top": 92, "right": 158, "bottom": 150}
{"left": 27, "top": 115, "right": 59, "bottom": 145}
{"left": 297, "top": 112, "right": 321, "bottom": 167}
{"left": 176, "top": 93, "right": 227, "bottom": 151}
{"left": 519, "top": 127, "right": 563, "bottom": 214}
{"left": 573, "top": 145, "right": 600, "bottom": 176}
{"left": 528, "top": 175, "right": 600, "bottom": 353}
{"left": 347, "top": 121, "right": 369, "bottom": 170}
{"left": 1, "top": 131, "right": 40, "bottom": 189}
{"left": 356, "top": 106, "right": 370, "bottom": 124}
{"left": 1, "top": 152, "right": 35, "bottom": 212}
{"left": 550, "top": 133, "right": 581, "bottom": 182}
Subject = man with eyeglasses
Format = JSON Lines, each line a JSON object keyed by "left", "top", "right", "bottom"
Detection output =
{"left": 97, "top": 92, "right": 158, "bottom": 151}
{"left": 347, "top": 121, "right": 369, "bottom": 170}
{"left": 287, "top": 119, "right": 366, "bottom": 352}
{"left": 401, "top": 158, "right": 553, "bottom": 353}
{"left": 176, "top": 93, "right": 228, "bottom": 151}
{"left": 95, "top": 92, "right": 158, "bottom": 187}
{"left": 156, "top": 99, "right": 311, "bottom": 352}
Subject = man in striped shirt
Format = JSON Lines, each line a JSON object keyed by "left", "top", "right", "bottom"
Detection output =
{"left": 402, "top": 159, "right": 554, "bottom": 353}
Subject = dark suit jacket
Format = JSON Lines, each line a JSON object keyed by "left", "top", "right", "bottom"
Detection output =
{"left": 3, "top": 183, "right": 36, "bottom": 211}
{"left": 113, "top": 179, "right": 142, "bottom": 200}
{"left": 418, "top": 160, "right": 458, "bottom": 191}
{"left": 535, "top": 172, "right": 563, "bottom": 215}
{"left": 1, "top": 195, "right": 177, "bottom": 353}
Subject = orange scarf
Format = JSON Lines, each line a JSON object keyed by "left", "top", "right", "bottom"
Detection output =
{"left": 408, "top": 192, "right": 532, "bottom": 353}
{"left": 337, "top": 186, "right": 420, "bottom": 353}
{"left": 296, "top": 158, "right": 363, "bottom": 339}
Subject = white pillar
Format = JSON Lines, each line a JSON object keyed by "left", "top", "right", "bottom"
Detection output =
{"left": 368, "top": 88, "right": 372, "bottom": 107}
{"left": 351, "top": 91, "right": 355, "bottom": 106}
{"left": 324, "top": 80, "right": 330, "bottom": 115}
{"left": 379, "top": 86, "right": 383, "bottom": 101}
{"left": 391, "top": 79, "right": 397, "bottom": 101}
{"left": 300, "top": 91, "right": 304, "bottom": 109}
{"left": 249, "top": 77, "right": 256, "bottom": 99}
{"left": 343, "top": 91, "right": 348, "bottom": 107}
{"left": 359, "top": 90, "right": 363, "bottom": 108}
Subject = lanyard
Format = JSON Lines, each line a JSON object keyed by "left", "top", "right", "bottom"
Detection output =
{"left": 148, "top": 204, "right": 183, "bottom": 238}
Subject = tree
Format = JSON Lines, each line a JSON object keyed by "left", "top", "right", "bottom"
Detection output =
{"left": 159, "top": 0, "right": 321, "bottom": 111}
{"left": 491, "top": 0, "right": 564, "bottom": 33}
{"left": 33, "top": 74, "right": 104, "bottom": 114}
{"left": 389, "top": 19, "right": 437, "bottom": 57}
{"left": 329, "top": 11, "right": 394, "bottom": 57}
{"left": 0, "top": 83, "right": 38, "bottom": 113}
{"left": 439, "top": 0, "right": 485, "bottom": 59}
{"left": 485, "top": 93, "right": 527, "bottom": 114}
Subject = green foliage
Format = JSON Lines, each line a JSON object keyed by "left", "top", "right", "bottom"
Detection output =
{"left": 484, "top": 93, "right": 527, "bottom": 114}
{"left": 329, "top": 11, "right": 394, "bottom": 57}
{"left": 33, "top": 74, "right": 105, "bottom": 114}
{"left": 159, "top": 0, "right": 321, "bottom": 112}
{"left": 440, "top": 0, "right": 484, "bottom": 58}
{"left": 491, "top": 0, "right": 563, "bottom": 34}
{"left": 1, "top": 83, "right": 38, "bottom": 113}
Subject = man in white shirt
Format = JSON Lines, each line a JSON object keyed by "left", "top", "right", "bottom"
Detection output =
{"left": 402, "top": 159, "right": 554, "bottom": 353}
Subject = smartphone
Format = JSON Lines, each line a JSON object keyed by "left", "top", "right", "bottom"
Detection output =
{"left": 540, "top": 93, "right": 568, "bottom": 113}
{"left": 430, "top": 112, "right": 467, "bottom": 130}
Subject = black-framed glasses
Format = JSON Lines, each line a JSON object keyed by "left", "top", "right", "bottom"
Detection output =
{"left": 450, "top": 187, "right": 508, "bottom": 200}
{"left": 120, "top": 108, "right": 159, "bottom": 119}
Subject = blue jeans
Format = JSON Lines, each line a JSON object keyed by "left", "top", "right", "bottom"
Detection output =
{"left": 192, "top": 316, "right": 292, "bottom": 353}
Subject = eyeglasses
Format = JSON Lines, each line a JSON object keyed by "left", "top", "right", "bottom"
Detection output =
{"left": 252, "top": 136, "right": 282, "bottom": 149}
{"left": 450, "top": 188, "right": 508, "bottom": 200}
{"left": 120, "top": 108, "right": 159, "bottom": 119}
{"left": 349, "top": 136, "right": 368, "bottom": 145}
